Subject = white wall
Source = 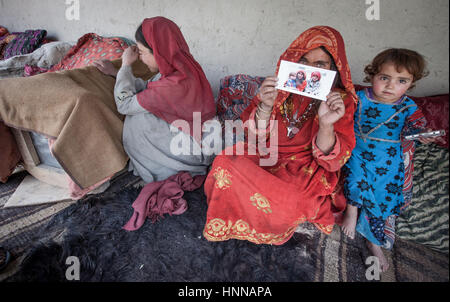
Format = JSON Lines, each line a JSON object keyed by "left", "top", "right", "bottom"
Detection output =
{"left": 1, "top": 0, "right": 448, "bottom": 97}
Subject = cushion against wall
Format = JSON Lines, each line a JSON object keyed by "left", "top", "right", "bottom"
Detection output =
{"left": 49, "top": 33, "right": 128, "bottom": 72}
{"left": 216, "top": 74, "right": 265, "bottom": 122}
{"left": 0, "top": 34, "right": 17, "bottom": 60}
{"left": 3, "top": 30, "right": 47, "bottom": 59}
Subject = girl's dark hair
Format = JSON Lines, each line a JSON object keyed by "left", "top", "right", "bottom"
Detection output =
{"left": 319, "top": 46, "right": 344, "bottom": 89}
{"left": 135, "top": 24, "right": 153, "bottom": 53}
{"left": 364, "top": 48, "right": 428, "bottom": 90}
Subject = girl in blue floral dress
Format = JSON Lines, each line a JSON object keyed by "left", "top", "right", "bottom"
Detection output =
{"left": 341, "top": 49, "right": 437, "bottom": 272}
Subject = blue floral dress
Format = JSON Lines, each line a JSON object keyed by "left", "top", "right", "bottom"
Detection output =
{"left": 343, "top": 89, "right": 425, "bottom": 246}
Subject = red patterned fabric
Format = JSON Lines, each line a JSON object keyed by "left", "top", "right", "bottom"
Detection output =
{"left": 49, "top": 33, "right": 128, "bottom": 72}
{"left": 3, "top": 29, "right": 47, "bottom": 59}
{"left": 409, "top": 94, "right": 449, "bottom": 149}
{"left": 136, "top": 17, "right": 216, "bottom": 141}
{"left": 216, "top": 74, "right": 265, "bottom": 122}
{"left": 203, "top": 26, "right": 357, "bottom": 245}
{"left": 123, "top": 172, "right": 206, "bottom": 231}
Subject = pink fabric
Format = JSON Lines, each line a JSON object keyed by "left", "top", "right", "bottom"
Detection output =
{"left": 68, "top": 174, "right": 112, "bottom": 200}
{"left": 123, "top": 171, "right": 206, "bottom": 231}
{"left": 24, "top": 64, "right": 48, "bottom": 77}
{"left": 136, "top": 17, "right": 216, "bottom": 141}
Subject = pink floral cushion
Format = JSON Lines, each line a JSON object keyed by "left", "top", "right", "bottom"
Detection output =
{"left": 49, "top": 33, "right": 128, "bottom": 72}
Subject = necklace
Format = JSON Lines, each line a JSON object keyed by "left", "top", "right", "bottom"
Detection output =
{"left": 279, "top": 94, "right": 320, "bottom": 139}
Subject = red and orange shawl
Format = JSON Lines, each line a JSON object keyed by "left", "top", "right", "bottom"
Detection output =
{"left": 203, "top": 26, "right": 357, "bottom": 245}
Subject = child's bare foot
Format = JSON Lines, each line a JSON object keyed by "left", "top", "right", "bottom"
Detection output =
{"left": 341, "top": 204, "right": 358, "bottom": 239}
{"left": 366, "top": 240, "right": 389, "bottom": 272}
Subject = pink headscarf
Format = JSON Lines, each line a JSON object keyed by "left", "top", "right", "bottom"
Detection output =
{"left": 136, "top": 17, "right": 216, "bottom": 139}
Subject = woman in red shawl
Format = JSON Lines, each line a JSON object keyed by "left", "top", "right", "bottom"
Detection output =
{"left": 94, "top": 17, "right": 216, "bottom": 184}
{"left": 94, "top": 17, "right": 218, "bottom": 230}
{"left": 203, "top": 26, "right": 357, "bottom": 245}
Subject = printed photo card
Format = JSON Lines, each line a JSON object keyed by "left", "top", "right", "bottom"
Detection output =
{"left": 276, "top": 60, "right": 336, "bottom": 101}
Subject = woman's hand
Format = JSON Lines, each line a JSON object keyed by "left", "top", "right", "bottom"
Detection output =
{"left": 122, "top": 45, "right": 139, "bottom": 66}
{"left": 318, "top": 91, "right": 346, "bottom": 127}
{"left": 92, "top": 59, "right": 118, "bottom": 77}
{"left": 257, "top": 76, "right": 278, "bottom": 111}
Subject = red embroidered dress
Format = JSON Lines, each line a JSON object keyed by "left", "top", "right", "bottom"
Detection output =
{"left": 203, "top": 26, "right": 358, "bottom": 245}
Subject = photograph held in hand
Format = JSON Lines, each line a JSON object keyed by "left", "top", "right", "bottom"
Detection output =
{"left": 277, "top": 60, "right": 336, "bottom": 101}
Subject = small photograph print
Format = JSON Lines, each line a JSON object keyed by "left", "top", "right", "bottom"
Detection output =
{"left": 277, "top": 60, "right": 337, "bottom": 101}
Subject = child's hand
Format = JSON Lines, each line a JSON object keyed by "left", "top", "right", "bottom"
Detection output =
{"left": 92, "top": 59, "right": 118, "bottom": 77}
{"left": 318, "top": 91, "right": 346, "bottom": 127}
{"left": 418, "top": 128, "right": 442, "bottom": 144}
{"left": 122, "top": 45, "right": 139, "bottom": 66}
{"left": 257, "top": 76, "right": 278, "bottom": 111}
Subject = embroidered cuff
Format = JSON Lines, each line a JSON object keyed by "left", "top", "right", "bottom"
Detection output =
{"left": 312, "top": 133, "right": 341, "bottom": 160}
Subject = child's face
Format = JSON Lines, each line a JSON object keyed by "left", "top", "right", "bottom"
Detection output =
{"left": 372, "top": 62, "right": 414, "bottom": 103}
{"left": 312, "top": 75, "right": 319, "bottom": 82}
{"left": 137, "top": 42, "right": 159, "bottom": 73}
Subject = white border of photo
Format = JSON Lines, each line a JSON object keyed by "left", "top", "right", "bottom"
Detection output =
{"left": 276, "top": 60, "right": 336, "bottom": 101}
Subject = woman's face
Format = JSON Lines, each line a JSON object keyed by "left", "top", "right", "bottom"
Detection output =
{"left": 297, "top": 72, "right": 305, "bottom": 80}
{"left": 137, "top": 42, "right": 159, "bottom": 73}
{"left": 298, "top": 48, "right": 332, "bottom": 70}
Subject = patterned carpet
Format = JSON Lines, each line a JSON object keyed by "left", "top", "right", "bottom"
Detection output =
{"left": 0, "top": 169, "right": 143, "bottom": 281}
{"left": 396, "top": 143, "right": 449, "bottom": 254}
{"left": 0, "top": 170, "right": 447, "bottom": 282}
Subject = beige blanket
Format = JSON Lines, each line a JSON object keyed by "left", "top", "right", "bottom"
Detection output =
{"left": 0, "top": 59, "right": 154, "bottom": 189}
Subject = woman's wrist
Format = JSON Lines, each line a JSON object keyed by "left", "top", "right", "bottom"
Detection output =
{"left": 255, "top": 107, "right": 271, "bottom": 120}
{"left": 316, "top": 125, "right": 336, "bottom": 155}
{"left": 318, "top": 122, "right": 335, "bottom": 132}
{"left": 258, "top": 102, "right": 273, "bottom": 114}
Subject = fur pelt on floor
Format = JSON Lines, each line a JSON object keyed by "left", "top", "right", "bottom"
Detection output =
{"left": 8, "top": 186, "right": 319, "bottom": 282}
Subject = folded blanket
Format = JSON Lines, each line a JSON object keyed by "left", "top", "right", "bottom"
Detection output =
{"left": 0, "top": 41, "right": 73, "bottom": 79}
{"left": 0, "top": 59, "right": 154, "bottom": 189}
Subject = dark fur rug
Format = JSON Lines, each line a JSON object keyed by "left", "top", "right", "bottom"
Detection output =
{"left": 7, "top": 186, "right": 320, "bottom": 282}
